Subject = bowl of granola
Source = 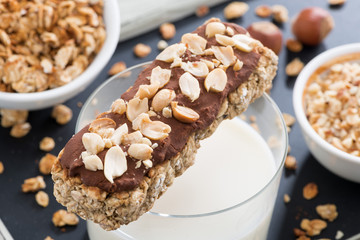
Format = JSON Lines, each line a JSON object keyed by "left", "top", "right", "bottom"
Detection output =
{"left": 0, "top": 0, "right": 120, "bottom": 110}
{"left": 293, "top": 43, "right": 360, "bottom": 183}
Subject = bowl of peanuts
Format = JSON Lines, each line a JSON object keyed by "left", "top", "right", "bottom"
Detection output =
{"left": 0, "top": 0, "right": 120, "bottom": 110}
{"left": 293, "top": 43, "right": 360, "bottom": 183}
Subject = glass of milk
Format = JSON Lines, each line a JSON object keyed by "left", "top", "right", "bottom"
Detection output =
{"left": 77, "top": 62, "right": 288, "bottom": 240}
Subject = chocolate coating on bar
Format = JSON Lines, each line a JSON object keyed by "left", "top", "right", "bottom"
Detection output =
{"left": 59, "top": 22, "right": 261, "bottom": 193}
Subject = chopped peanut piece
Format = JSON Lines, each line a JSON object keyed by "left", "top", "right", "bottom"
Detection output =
{"left": 196, "top": 5, "right": 210, "bottom": 18}
{"left": 44, "top": 236, "right": 54, "bottom": 240}
{"left": 134, "top": 43, "right": 152, "bottom": 58}
{"left": 286, "top": 39, "right": 303, "bottom": 52}
{"left": 159, "top": 23, "right": 176, "bottom": 40}
{"left": 35, "top": 191, "right": 49, "bottom": 207}
{"left": 283, "top": 193, "right": 291, "bottom": 203}
{"left": 328, "top": 0, "right": 346, "bottom": 5}
{"left": 224, "top": 2, "right": 249, "bottom": 20}
{"left": 0, "top": 161, "right": 3, "bottom": 174}
{"left": 157, "top": 40, "right": 168, "bottom": 51}
{"left": 304, "top": 59, "right": 360, "bottom": 157}
{"left": 52, "top": 209, "right": 79, "bottom": 227}
{"left": 10, "top": 122, "right": 31, "bottom": 138}
{"left": 272, "top": 5, "right": 289, "bottom": 23}
{"left": 303, "top": 182, "right": 318, "bottom": 200}
{"left": 22, "top": 176, "right": 46, "bottom": 193}
{"left": 285, "top": 155, "right": 297, "bottom": 170}
{"left": 39, "top": 137, "right": 55, "bottom": 152}
{"left": 286, "top": 58, "right": 304, "bottom": 77}
{"left": 108, "top": 61, "right": 126, "bottom": 76}
{"left": 39, "top": 153, "right": 57, "bottom": 175}
{"left": 255, "top": 5, "right": 272, "bottom": 18}
{"left": 52, "top": 105, "right": 73, "bottom": 125}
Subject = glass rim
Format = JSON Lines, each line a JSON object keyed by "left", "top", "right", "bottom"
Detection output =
{"left": 77, "top": 61, "right": 289, "bottom": 219}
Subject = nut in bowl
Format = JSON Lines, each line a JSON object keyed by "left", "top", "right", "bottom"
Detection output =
{"left": 0, "top": 0, "right": 120, "bottom": 110}
{"left": 293, "top": 43, "right": 360, "bottom": 183}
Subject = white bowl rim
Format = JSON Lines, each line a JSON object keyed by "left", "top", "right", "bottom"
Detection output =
{"left": 0, "top": 0, "right": 120, "bottom": 110}
{"left": 293, "top": 43, "right": 360, "bottom": 164}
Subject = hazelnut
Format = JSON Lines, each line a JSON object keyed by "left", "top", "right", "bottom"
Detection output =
{"left": 292, "top": 7, "right": 334, "bottom": 46}
{"left": 247, "top": 21, "right": 283, "bottom": 55}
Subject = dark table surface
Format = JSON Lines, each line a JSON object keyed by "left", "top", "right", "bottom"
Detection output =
{"left": 1, "top": 0, "right": 360, "bottom": 239}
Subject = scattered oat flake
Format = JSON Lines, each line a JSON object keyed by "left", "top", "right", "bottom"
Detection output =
{"left": 283, "top": 193, "right": 291, "bottom": 203}
{"left": 108, "top": 61, "right": 126, "bottom": 76}
{"left": 255, "top": 5, "right": 272, "bottom": 18}
{"left": 335, "top": 230, "right": 344, "bottom": 239}
{"left": 316, "top": 204, "right": 338, "bottom": 222}
{"left": 0, "top": 161, "right": 4, "bottom": 174}
{"left": 35, "top": 191, "right": 49, "bottom": 208}
{"left": 52, "top": 209, "right": 79, "bottom": 227}
{"left": 196, "top": 5, "right": 210, "bottom": 17}
{"left": 303, "top": 182, "right": 318, "bottom": 200}
{"left": 285, "top": 155, "right": 297, "bottom": 170}
{"left": 286, "top": 58, "right": 304, "bottom": 77}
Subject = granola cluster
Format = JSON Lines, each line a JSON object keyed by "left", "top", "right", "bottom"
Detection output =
{"left": 0, "top": 0, "right": 105, "bottom": 93}
{"left": 304, "top": 59, "right": 360, "bottom": 156}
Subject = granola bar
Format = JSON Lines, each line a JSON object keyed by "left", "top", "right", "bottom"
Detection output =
{"left": 52, "top": 18, "right": 278, "bottom": 230}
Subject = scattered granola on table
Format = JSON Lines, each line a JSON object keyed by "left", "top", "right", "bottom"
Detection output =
{"left": 316, "top": 203, "right": 338, "bottom": 221}
{"left": 35, "top": 191, "right": 49, "bottom": 208}
{"left": 303, "top": 182, "right": 318, "bottom": 200}
{"left": 39, "top": 136, "right": 55, "bottom": 152}
{"left": 303, "top": 53, "right": 360, "bottom": 157}
{"left": 0, "top": 0, "right": 105, "bottom": 94}
{"left": 52, "top": 209, "right": 79, "bottom": 227}
{"left": 52, "top": 104, "right": 73, "bottom": 125}
{"left": 22, "top": 175, "right": 46, "bottom": 193}
{"left": 0, "top": 161, "right": 3, "bottom": 174}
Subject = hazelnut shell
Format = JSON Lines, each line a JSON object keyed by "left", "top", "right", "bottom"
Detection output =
{"left": 247, "top": 21, "right": 283, "bottom": 55}
{"left": 292, "top": 7, "right": 334, "bottom": 46}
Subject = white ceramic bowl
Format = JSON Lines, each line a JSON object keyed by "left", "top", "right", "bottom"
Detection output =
{"left": 0, "top": 0, "right": 120, "bottom": 110}
{"left": 293, "top": 43, "right": 360, "bottom": 183}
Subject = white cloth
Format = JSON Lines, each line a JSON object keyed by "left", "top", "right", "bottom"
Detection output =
{"left": 118, "top": 0, "right": 226, "bottom": 41}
